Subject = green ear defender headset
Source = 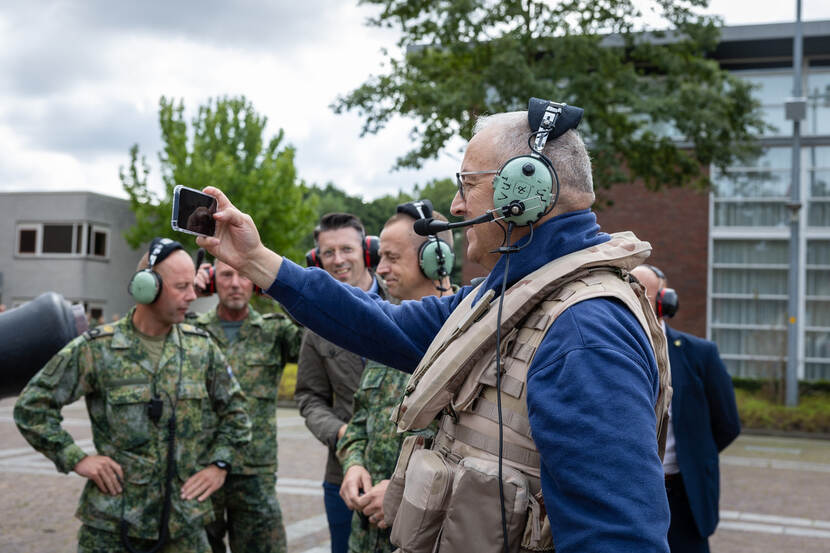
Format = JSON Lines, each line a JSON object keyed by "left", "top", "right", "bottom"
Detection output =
{"left": 491, "top": 98, "right": 584, "bottom": 226}
{"left": 396, "top": 200, "right": 456, "bottom": 284}
{"left": 127, "top": 238, "right": 184, "bottom": 304}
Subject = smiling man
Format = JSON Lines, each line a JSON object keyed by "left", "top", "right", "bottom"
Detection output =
{"left": 336, "top": 201, "right": 452, "bottom": 553}
{"left": 197, "top": 98, "right": 672, "bottom": 553}
{"left": 14, "top": 238, "right": 251, "bottom": 553}
{"left": 294, "top": 212, "right": 389, "bottom": 553}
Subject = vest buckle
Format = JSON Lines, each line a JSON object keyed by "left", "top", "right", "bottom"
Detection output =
{"left": 443, "top": 404, "right": 459, "bottom": 424}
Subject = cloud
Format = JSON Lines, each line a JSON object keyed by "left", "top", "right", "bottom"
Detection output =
{"left": 3, "top": 96, "right": 159, "bottom": 158}
{"left": 0, "top": 0, "right": 372, "bottom": 98}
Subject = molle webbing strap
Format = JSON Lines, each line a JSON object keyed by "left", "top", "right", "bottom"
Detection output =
{"left": 440, "top": 417, "right": 540, "bottom": 467}
{"left": 478, "top": 371, "right": 524, "bottom": 398}
{"left": 470, "top": 398, "right": 533, "bottom": 439}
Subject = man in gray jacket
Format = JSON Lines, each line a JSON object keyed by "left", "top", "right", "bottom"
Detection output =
{"left": 295, "top": 213, "right": 390, "bottom": 553}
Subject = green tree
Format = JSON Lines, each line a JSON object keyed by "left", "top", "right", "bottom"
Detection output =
{"left": 412, "top": 178, "right": 461, "bottom": 223}
{"left": 120, "top": 96, "right": 315, "bottom": 263}
{"left": 301, "top": 178, "right": 466, "bottom": 280}
{"left": 333, "top": 0, "right": 766, "bottom": 192}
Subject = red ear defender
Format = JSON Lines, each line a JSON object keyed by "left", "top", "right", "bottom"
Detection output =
{"left": 656, "top": 288, "right": 679, "bottom": 318}
{"left": 305, "top": 249, "right": 322, "bottom": 268}
{"left": 364, "top": 236, "right": 380, "bottom": 269}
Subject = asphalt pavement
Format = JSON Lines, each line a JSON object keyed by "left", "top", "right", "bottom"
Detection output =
{"left": 1, "top": 396, "right": 828, "bottom": 553}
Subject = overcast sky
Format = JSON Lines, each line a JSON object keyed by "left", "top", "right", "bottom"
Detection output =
{"left": 1, "top": 1, "right": 829, "bottom": 202}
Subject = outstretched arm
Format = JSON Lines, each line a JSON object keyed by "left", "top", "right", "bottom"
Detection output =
{"left": 196, "top": 186, "right": 461, "bottom": 371}
{"left": 195, "top": 186, "right": 281, "bottom": 290}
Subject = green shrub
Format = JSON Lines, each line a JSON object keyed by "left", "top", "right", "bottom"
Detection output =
{"left": 735, "top": 388, "right": 830, "bottom": 433}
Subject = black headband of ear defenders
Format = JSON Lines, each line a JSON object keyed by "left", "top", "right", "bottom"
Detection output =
{"left": 148, "top": 237, "right": 185, "bottom": 269}
{"left": 396, "top": 199, "right": 435, "bottom": 221}
{"left": 527, "top": 97, "right": 584, "bottom": 138}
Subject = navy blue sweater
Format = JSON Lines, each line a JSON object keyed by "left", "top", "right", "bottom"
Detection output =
{"left": 267, "top": 210, "right": 670, "bottom": 552}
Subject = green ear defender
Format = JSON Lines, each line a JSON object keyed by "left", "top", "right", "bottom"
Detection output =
{"left": 418, "top": 237, "right": 456, "bottom": 281}
{"left": 127, "top": 237, "right": 184, "bottom": 305}
{"left": 492, "top": 155, "right": 555, "bottom": 226}
{"left": 489, "top": 99, "right": 586, "bottom": 226}
{"left": 128, "top": 269, "right": 163, "bottom": 304}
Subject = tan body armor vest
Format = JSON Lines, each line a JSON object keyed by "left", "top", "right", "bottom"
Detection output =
{"left": 382, "top": 232, "right": 672, "bottom": 553}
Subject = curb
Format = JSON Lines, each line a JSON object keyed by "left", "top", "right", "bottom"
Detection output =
{"left": 741, "top": 427, "right": 830, "bottom": 441}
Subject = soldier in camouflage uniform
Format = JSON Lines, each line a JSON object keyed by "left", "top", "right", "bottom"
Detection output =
{"left": 14, "top": 239, "right": 251, "bottom": 553}
{"left": 336, "top": 204, "right": 453, "bottom": 553}
{"left": 193, "top": 258, "right": 301, "bottom": 553}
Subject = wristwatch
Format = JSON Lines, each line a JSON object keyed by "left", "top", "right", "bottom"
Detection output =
{"left": 212, "top": 460, "right": 230, "bottom": 472}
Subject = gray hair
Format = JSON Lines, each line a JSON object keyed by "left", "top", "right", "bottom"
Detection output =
{"left": 473, "top": 111, "right": 594, "bottom": 200}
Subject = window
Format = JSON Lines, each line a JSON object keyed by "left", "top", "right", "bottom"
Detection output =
{"left": 806, "top": 240, "right": 830, "bottom": 380}
{"left": 88, "top": 225, "right": 109, "bottom": 258}
{"left": 42, "top": 225, "right": 74, "bottom": 254}
{"left": 17, "top": 226, "right": 37, "bottom": 254}
{"left": 735, "top": 71, "right": 792, "bottom": 137}
{"left": 86, "top": 303, "right": 105, "bottom": 324}
{"left": 15, "top": 222, "right": 110, "bottom": 258}
{"left": 808, "top": 146, "right": 830, "bottom": 228}
{"left": 710, "top": 145, "right": 830, "bottom": 381}
{"left": 806, "top": 70, "right": 830, "bottom": 136}
{"left": 712, "top": 147, "right": 790, "bottom": 228}
{"left": 710, "top": 239, "right": 789, "bottom": 378}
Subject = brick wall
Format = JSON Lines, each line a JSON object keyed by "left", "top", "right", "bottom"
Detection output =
{"left": 595, "top": 183, "right": 710, "bottom": 338}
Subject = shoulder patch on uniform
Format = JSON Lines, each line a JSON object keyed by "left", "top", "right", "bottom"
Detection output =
{"left": 180, "top": 323, "right": 209, "bottom": 336}
{"left": 262, "top": 312, "right": 286, "bottom": 320}
{"left": 83, "top": 325, "right": 114, "bottom": 340}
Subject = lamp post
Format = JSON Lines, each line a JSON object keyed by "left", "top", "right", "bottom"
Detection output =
{"left": 784, "top": 0, "right": 805, "bottom": 407}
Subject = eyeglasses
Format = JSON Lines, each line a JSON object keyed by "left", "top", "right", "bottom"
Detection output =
{"left": 455, "top": 170, "right": 500, "bottom": 200}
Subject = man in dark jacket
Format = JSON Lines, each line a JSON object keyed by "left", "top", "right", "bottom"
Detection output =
{"left": 295, "top": 212, "right": 389, "bottom": 553}
{"left": 632, "top": 264, "right": 741, "bottom": 553}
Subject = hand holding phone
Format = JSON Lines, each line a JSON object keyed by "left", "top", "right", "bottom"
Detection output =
{"left": 171, "top": 185, "right": 217, "bottom": 237}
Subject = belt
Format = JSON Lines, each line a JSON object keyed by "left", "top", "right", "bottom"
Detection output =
{"left": 664, "top": 472, "right": 683, "bottom": 492}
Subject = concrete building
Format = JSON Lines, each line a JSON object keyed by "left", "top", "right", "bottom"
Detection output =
{"left": 0, "top": 191, "right": 141, "bottom": 322}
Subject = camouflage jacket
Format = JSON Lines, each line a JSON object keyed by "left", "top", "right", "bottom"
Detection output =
{"left": 336, "top": 362, "right": 436, "bottom": 480}
{"left": 336, "top": 361, "right": 436, "bottom": 553}
{"left": 13, "top": 309, "right": 251, "bottom": 540}
{"left": 296, "top": 275, "right": 392, "bottom": 485}
{"left": 193, "top": 306, "right": 300, "bottom": 474}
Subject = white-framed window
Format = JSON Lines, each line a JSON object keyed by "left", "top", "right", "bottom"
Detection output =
{"left": 733, "top": 69, "right": 793, "bottom": 137}
{"left": 88, "top": 225, "right": 109, "bottom": 258}
{"left": 15, "top": 222, "right": 110, "bottom": 259}
{"left": 83, "top": 301, "right": 106, "bottom": 324}
{"left": 16, "top": 224, "right": 39, "bottom": 255}
{"left": 709, "top": 143, "right": 830, "bottom": 381}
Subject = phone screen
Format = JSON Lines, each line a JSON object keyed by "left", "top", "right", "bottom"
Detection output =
{"left": 172, "top": 186, "right": 217, "bottom": 237}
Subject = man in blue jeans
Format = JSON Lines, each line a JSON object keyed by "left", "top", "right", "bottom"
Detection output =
{"left": 294, "top": 213, "right": 390, "bottom": 553}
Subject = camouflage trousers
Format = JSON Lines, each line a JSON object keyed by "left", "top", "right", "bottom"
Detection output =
{"left": 77, "top": 524, "right": 210, "bottom": 553}
{"left": 348, "top": 513, "right": 395, "bottom": 553}
{"left": 206, "top": 472, "right": 287, "bottom": 553}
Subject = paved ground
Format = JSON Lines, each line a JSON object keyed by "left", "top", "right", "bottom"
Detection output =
{"left": 1, "top": 395, "right": 829, "bottom": 552}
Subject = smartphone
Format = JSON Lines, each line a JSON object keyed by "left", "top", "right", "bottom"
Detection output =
{"left": 171, "top": 185, "right": 217, "bottom": 237}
